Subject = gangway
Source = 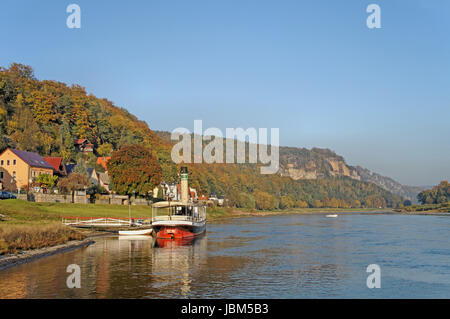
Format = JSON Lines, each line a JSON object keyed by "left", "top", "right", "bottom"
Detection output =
{"left": 62, "top": 216, "right": 152, "bottom": 228}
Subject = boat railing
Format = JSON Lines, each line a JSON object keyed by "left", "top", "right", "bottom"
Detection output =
{"left": 151, "top": 205, "right": 206, "bottom": 223}
{"left": 152, "top": 214, "right": 205, "bottom": 223}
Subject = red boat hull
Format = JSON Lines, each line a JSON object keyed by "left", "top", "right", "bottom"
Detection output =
{"left": 155, "top": 225, "right": 205, "bottom": 240}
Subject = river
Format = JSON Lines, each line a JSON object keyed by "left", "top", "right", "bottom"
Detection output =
{"left": 0, "top": 212, "right": 449, "bottom": 298}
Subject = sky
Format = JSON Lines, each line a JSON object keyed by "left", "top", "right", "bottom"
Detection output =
{"left": 0, "top": 0, "right": 449, "bottom": 186}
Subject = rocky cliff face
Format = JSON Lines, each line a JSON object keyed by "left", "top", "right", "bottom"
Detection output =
{"left": 279, "top": 147, "right": 424, "bottom": 202}
{"left": 279, "top": 147, "right": 360, "bottom": 180}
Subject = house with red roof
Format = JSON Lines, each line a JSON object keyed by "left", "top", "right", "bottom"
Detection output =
{"left": 44, "top": 157, "right": 67, "bottom": 177}
{"left": 74, "top": 138, "right": 94, "bottom": 153}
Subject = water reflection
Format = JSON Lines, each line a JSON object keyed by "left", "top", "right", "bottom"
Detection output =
{"left": 0, "top": 235, "right": 209, "bottom": 299}
{"left": 153, "top": 236, "right": 207, "bottom": 298}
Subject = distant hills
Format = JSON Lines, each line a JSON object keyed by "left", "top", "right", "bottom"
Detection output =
{"left": 279, "top": 147, "right": 428, "bottom": 202}
{"left": 0, "top": 63, "right": 413, "bottom": 208}
{"left": 156, "top": 131, "right": 425, "bottom": 202}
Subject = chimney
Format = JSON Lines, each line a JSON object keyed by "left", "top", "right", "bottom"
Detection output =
{"left": 180, "top": 166, "right": 189, "bottom": 203}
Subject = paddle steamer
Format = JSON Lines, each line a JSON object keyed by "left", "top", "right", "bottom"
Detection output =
{"left": 151, "top": 167, "right": 207, "bottom": 239}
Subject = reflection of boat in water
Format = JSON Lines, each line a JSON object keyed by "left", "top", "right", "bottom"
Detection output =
{"left": 155, "top": 234, "right": 204, "bottom": 248}
{"left": 151, "top": 167, "right": 206, "bottom": 240}
{"left": 118, "top": 235, "right": 153, "bottom": 241}
{"left": 152, "top": 235, "right": 207, "bottom": 297}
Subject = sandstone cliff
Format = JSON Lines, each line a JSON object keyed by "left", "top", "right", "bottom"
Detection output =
{"left": 279, "top": 147, "right": 425, "bottom": 202}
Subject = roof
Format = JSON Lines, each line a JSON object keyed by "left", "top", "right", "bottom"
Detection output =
{"left": 74, "top": 138, "right": 88, "bottom": 145}
{"left": 65, "top": 163, "right": 77, "bottom": 174}
{"left": 152, "top": 201, "right": 204, "bottom": 208}
{"left": 8, "top": 149, "right": 54, "bottom": 169}
{"left": 86, "top": 167, "right": 97, "bottom": 178}
{"left": 44, "top": 157, "right": 63, "bottom": 172}
{"left": 98, "top": 172, "right": 110, "bottom": 184}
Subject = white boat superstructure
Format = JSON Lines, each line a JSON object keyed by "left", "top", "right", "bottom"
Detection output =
{"left": 151, "top": 200, "right": 207, "bottom": 239}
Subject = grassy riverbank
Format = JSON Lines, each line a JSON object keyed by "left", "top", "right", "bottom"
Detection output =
{"left": 395, "top": 202, "right": 450, "bottom": 214}
{"left": 0, "top": 199, "right": 154, "bottom": 255}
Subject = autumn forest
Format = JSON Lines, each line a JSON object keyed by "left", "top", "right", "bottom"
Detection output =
{"left": 0, "top": 63, "right": 405, "bottom": 209}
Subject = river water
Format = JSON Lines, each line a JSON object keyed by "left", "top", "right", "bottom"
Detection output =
{"left": 0, "top": 212, "right": 449, "bottom": 298}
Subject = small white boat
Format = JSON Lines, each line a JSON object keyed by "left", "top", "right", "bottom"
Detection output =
{"left": 118, "top": 235, "right": 152, "bottom": 241}
{"left": 326, "top": 214, "right": 338, "bottom": 218}
{"left": 119, "top": 228, "right": 153, "bottom": 236}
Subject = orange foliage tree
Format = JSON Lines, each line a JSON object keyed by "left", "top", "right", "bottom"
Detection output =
{"left": 107, "top": 145, "right": 162, "bottom": 196}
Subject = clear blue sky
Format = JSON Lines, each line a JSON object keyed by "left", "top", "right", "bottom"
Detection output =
{"left": 1, "top": 0, "right": 449, "bottom": 186}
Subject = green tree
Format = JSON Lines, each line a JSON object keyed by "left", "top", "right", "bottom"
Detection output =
{"left": 238, "top": 193, "right": 256, "bottom": 209}
{"left": 418, "top": 181, "right": 450, "bottom": 205}
{"left": 280, "top": 195, "right": 294, "bottom": 209}
{"left": 157, "top": 148, "right": 177, "bottom": 183}
{"left": 34, "top": 174, "right": 58, "bottom": 189}
{"left": 59, "top": 120, "right": 76, "bottom": 161}
{"left": 74, "top": 157, "right": 88, "bottom": 175}
{"left": 97, "top": 143, "right": 113, "bottom": 156}
{"left": 312, "top": 200, "right": 323, "bottom": 208}
{"left": 295, "top": 199, "right": 309, "bottom": 208}
{"left": 403, "top": 200, "right": 412, "bottom": 207}
{"left": 351, "top": 200, "right": 361, "bottom": 208}
{"left": 254, "top": 190, "right": 278, "bottom": 210}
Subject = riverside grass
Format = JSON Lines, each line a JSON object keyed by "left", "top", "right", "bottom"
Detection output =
{"left": 0, "top": 224, "right": 84, "bottom": 255}
{"left": 0, "top": 199, "right": 155, "bottom": 255}
{"left": 0, "top": 199, "right": 394, "bottom": 225}
{"left": 395, "top": 202, "right": 450, "bottom": 213}
{"left": 0, "top": 199, "right": 232, "bottom": 255}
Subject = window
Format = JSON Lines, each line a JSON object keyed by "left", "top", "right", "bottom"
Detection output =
{"left": 12, "top": 171, "right": 16, "bottom": 178}
{"left": 13, "top": 160, "right": 16, "bottom": 165}
{"left": 0, "top": 160, "right": 3, "bottom": 166}
{"left": 7, "top": 160, "right": 9, "bottom": 165}
{"left": 33, "top": 171, "right": 36, "bottom": 177}
{"left": 0, "top": 171, "right": 3, "bottom": 179}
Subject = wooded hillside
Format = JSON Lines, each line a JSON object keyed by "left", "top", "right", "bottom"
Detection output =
{"left": 0, "top": 63, "right": 403, "bottom": 208}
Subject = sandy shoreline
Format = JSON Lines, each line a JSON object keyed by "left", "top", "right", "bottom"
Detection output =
{"left": 0, "top": 238, "right": 95, "bottom": 271}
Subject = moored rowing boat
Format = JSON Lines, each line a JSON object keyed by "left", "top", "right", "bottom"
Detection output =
{"left": 118, "top": 228, "right": 153, "bottom": 236}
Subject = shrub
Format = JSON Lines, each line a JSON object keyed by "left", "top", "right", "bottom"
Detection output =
{"left": 0, "top": 224, "right": 85, "bottom": 255}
